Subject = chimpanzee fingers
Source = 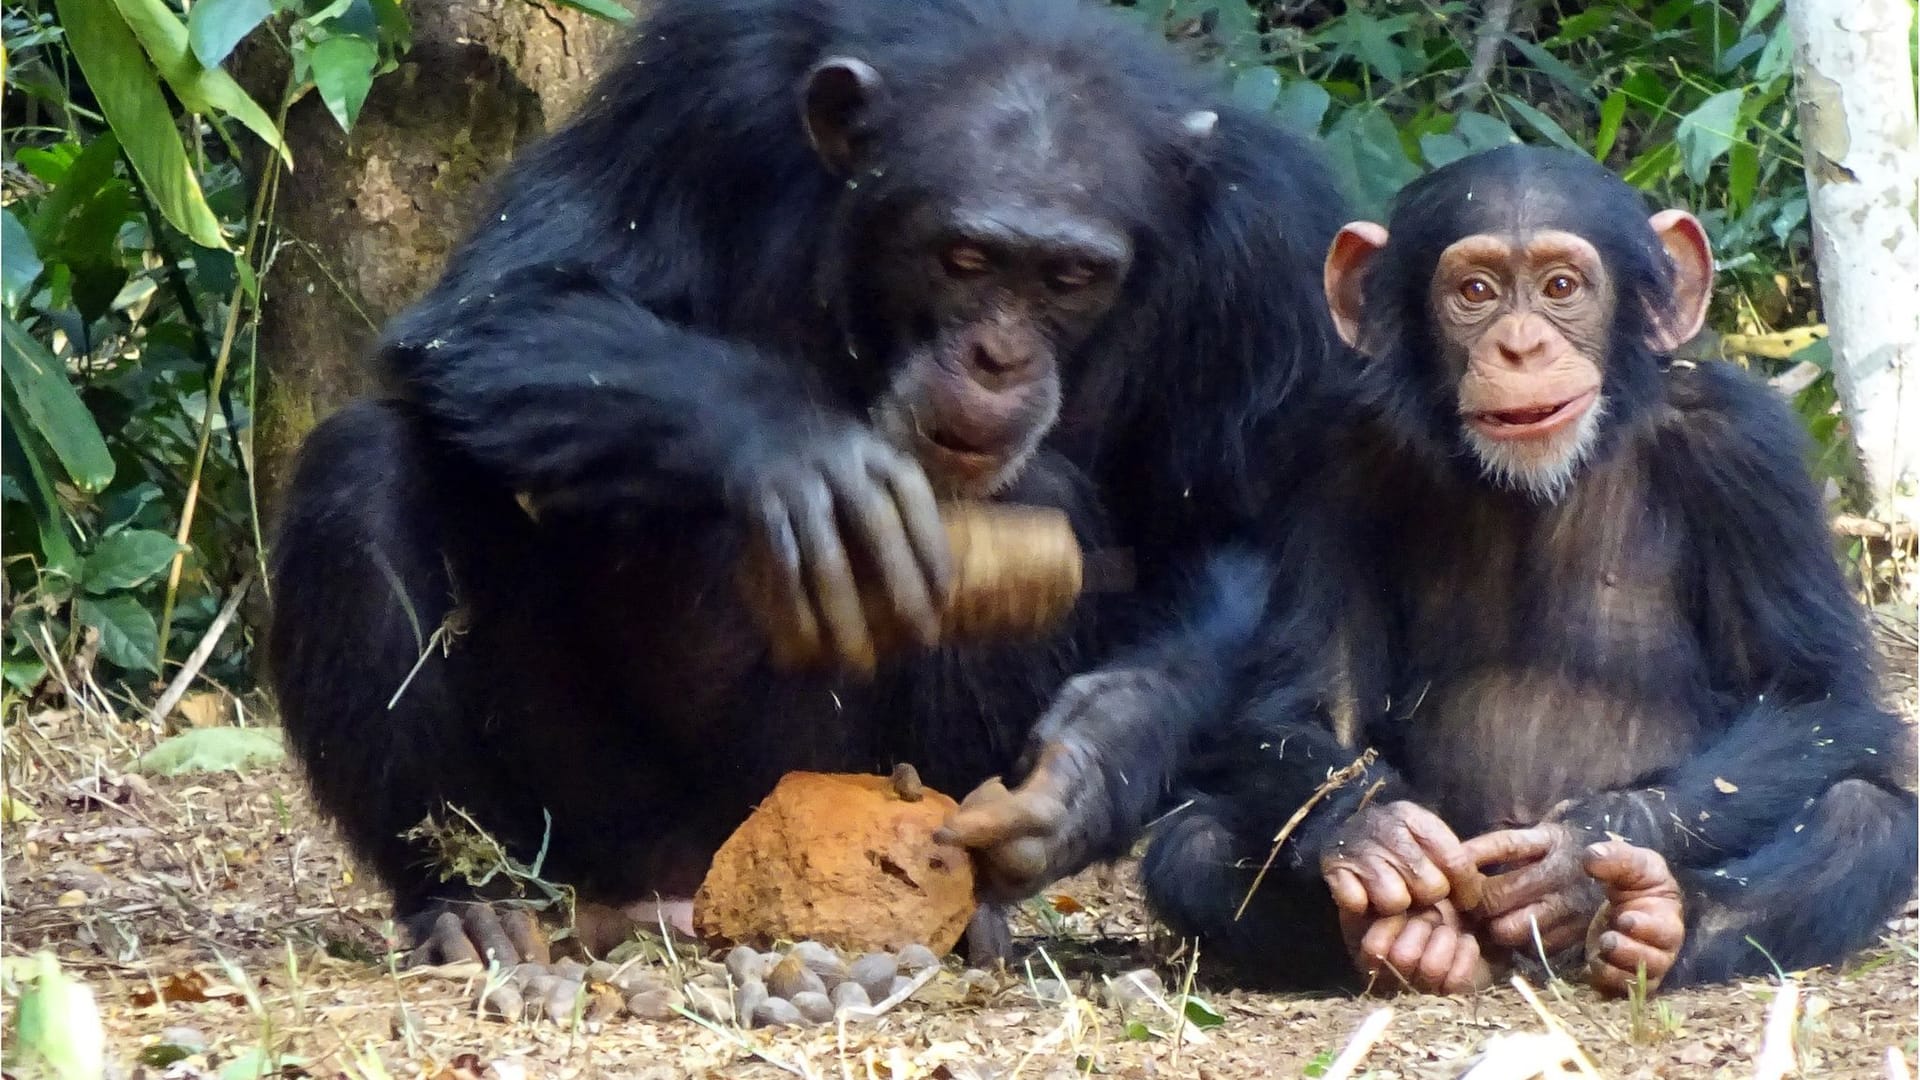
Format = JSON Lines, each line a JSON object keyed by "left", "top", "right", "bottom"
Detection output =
{"left": 832, "top": 461, "right": 941, "bottom": 646}
{"left": 747, "top": 497, "right": 822, "bottom": 666}
{"left": 936, "top": 780, "right": 1052, "bottom": 847}
{"left": 1488, "top": 897, "right": 1586, "bottom": 952}
{"left": 408, "top": 911, "right": 482, "bottom": 967}
{"left": 1383, "top": 915, "right": 1435, "bottom": 978}
{"left": 1582, "top": 841, "right": 1681, "bottom": 903}
{"left": 1402, "top": 811, "right": 1484, "bottom": 909}
{"left": 866, "top": 448, "right": 954, "bottom": 605}
{"left": 500, "top": 907, "right": 550, "bottom": 966}
{"left": 1445, "top": 929, "right": 1493, "bottom": 994}
{"left": 1325, "top": 867, "right": 1371, "bottom": 916}
{"left": 1415, "top": 922, "right": 1467, "bottom": 990}
{"left": 790, "top": 481, "right": 876, "bottom": 672}
{"left": 1589, "top": 929, "right": 1676, "bottom": 996}
{"left": 1613, "top": 903, "right": 1686, "bottom": 952}
{"left": 460, "top": 903, "right": 525, "bottom": 968}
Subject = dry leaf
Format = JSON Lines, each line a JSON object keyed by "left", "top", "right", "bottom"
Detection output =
{"left": 1049, "top": 894, "right": 1085, "bottom": 914}
{"left": 175, "top": 691, "right": 233, "bottom": 729}
{"left": 1713, "top": 777, "right": 1739, "bottom": 793}
{"left": 131, "top": 971, "right": 211, "bottom": 1007}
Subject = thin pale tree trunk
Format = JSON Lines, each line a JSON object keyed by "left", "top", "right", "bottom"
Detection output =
{"left": 1786, "top": 0, "right": 1920, "bottom": 525}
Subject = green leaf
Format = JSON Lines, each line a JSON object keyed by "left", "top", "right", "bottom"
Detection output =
{"left": 1325, "top": 106, "right": 1421, "bottom": 219}
{"left": 1727, "top": 141, "right": 1760, "bottom": 213}
{"left": 1622, "top": 140, "right": 1680, "bottom": 187}
{"left": 1546, "top": 8, "right": 1615, "bottom": 46}
{"left": 136, "top": 727, "right": 288, "bottom": 776}
{"left": 1454, "top": 111, "right": 1519, "bottom": 152}
{"left": 114, "top": 0, "right": 292, "bottom": 167}
{"left": 187, "top": 0, "right": 271, "bottom": 67}
{"left": 1123, "top": 1019, "right": 1158, "bottom": 1041}
{"left": 10, "top": 953, "right": 107, "bottom": 1080}
{"left": 0, "top": 395, "right": 79, "bottom": 573}
{"left": 1504, "top": 34, "right": 1596, "bottom": 103}
{"left": 2, "top": 210, "right": 43, "bottom": 310}
{"left": 1675, "top": 88, "right": 1745, "bottom": 183}
{"left": 1273, "top": 79, "right": 1330, "bottom": 136}
{"left": 1741, "top": 0, "right": 1784, "bottom": 35}
{"left": 82, "top": 529, "right": 182, "bottom": 593}
{"left": 308, "top": 35, "right": 380, "bottom": 132}
{"left": 1419, "top": 131, "right": 1470, "bottom": 168}
{"left": 550, "top": 0, "right": 635, "bottom": 23}
{"left": 1303, "top": 1049, "right": 1336, "bottom": 1078}
{"left": 51, "top": 0, "right": 228, "bottom": 249}
{"left": 368, "top": 0, "right": 410, "bottom": 50}
{"left": 1231, "top": 66, "right": 1280, "bottom": 112}
{"left": 1, "top": 318, "right": 114, "bottom": 492}
{"left": 1594, "top": 90, "right": 1628, "bottom": 160}
{"left": 1498, "top": 93, "right": 1582, "bottom": 152}
{"left": 1182, "top": 995, "right": 1226, "bottom": 1030}
{"left": 76, "top": 593, "right": 160, "bottom": 673}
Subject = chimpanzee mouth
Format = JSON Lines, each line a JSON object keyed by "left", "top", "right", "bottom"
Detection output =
{"left": 922, "top": 428, "right": 1000, "bottom": 463}
{"left": 1469, "top": 389, "right": 1597, "bottom": 440}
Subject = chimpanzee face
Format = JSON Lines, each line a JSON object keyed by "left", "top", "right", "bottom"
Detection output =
{"left": 801, "top": 55, "right": 1186, "bottom": 496}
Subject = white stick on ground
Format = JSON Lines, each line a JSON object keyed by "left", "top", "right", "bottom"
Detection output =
{"left": 1754, "top": 979, "right": 1802, "bottom": 1080}
{"left": 1322, "top": 1007, "right": 1393, "bottom": 1080}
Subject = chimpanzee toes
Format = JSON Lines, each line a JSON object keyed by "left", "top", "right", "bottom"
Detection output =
{"left": 962, "top": 902, "right": 1015, "bottom": 968}
{"left": 403, "top": 902, "right": 548, "bottom": 970}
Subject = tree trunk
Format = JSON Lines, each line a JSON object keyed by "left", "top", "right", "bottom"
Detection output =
{"left": 1786, "top": 0, "right": 1920, "bottom": 525}
{"left": 250, "top": 1, "right": 628, "bottom": 520}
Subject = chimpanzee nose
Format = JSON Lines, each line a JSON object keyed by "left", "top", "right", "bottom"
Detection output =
{"left": 1495, "top": 315, "right": 1552, "bottom": 367}
{"left": 969, "top": 342, "right": 1027, "bottom": 380}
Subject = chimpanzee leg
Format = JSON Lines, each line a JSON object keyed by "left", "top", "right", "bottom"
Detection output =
{"left": 1668, "top": 777, "right": 1918, "bottom": 986}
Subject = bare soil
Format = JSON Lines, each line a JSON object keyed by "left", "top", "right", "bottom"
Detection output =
{"left": 4, "top": 625, "right": 1915, "bottom": 1078}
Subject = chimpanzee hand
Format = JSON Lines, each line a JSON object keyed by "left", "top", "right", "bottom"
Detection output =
{"left": 935, "top": 669, "right": 1157, "bottom": 901}
{"left": 1460, "top": 824, "right": 1606, "bottom": 955}
{"left": 1322, "top": 801, "right": 1486, "bottom": 919}
{"left": 1341, "top": 898, "right": 1495, "bottom": 995}
{"left": 1582, "top": 840, "right": 1685, "bottom": 996}
{"left": 404, "top": 900, "right": 550, "bottom": 969}
{"left": 732, "top": 424, "right": 953, "bottom": 673}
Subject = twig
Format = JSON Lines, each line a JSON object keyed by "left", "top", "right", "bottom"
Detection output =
{"left": 1234, "top": 749, "right": 1377, "bottom": 921}
{"left": 1887, "top": 1047, "right": 1914, "bottom": 1080}
{"left": 836, "top": 963, "right": 937, "bottom": 1022}
{"left": 1753, "top": 979, "right": 1800, "bottom": 1080}
{"left": 1444, "top": 0, "right": 1517, "bottom": 105}
{"left": 1511, "top": 975, "right": 1603, "bottom": 1079}
{"left": 672, "top": 1004, "right": 807, "bottom": 1077}
{"left": 1833, "top": 514, "right": 1917, "bottom": 545}
{"left": 149, "top": 573, "right": 253, "bottom": 729}
{"left": 1323, "top": 1007, "right": 1393, "bottom": 1080}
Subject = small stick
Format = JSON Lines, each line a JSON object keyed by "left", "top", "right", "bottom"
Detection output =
{"left": 150, "top": 573, "right": 253, "bottom": 728}
{"left": 1511, "top": 975, "right": 1603, "bottom": 1079}
{"left": 1322, "top": 1007, "right": 1393, "bottom": 1080}
{"left": 837, "top": 963, "right": 938, "bottom": 1023}
{"left": 1234, "top": 749, "right": 1377, "bottom": 921}
{"left": 1886, "top": 1047, "right": 1914, "bottom": 1080}
{"left": 1754, "top": 979, "right": 1801, "bottom": 1080}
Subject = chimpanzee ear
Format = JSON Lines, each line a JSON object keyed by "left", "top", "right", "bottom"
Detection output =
{"left": 1324, "top": 222, "right": 1390, "bottom": 352}
{"left": 1647, "top": 209, "right": 1713, "bottom": 353}
{"left": 803, "top": 57, "right": 885, "bottom": 176}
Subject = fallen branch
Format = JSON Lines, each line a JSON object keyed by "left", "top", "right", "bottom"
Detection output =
{"left": 1832, "top": 514, "right": 1917, "bottom": 545}
{"left": 1235, "top": 749, "right": 1377, "bottom": 921}
{"left": 149, "top": 573, "right": 253, "bottom": 729}
{"left": 838, "top": 963, "right": 937, "bottom": 1023}
{"left": 1322, "top": 1007, "right": 1392, "bottom": 1080}
{"left": 1511, "top": 975, "right": 1603, "bottom": 1080}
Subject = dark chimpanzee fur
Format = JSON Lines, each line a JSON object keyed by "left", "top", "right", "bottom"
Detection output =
{"left": 1148, "top": 146, "right": 1917, "bottom": 990}
{"left": 269, "top": 0, "right": 1348, "bottom": 960}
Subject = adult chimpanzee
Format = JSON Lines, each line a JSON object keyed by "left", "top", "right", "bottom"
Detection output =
{"left": 1144, "top": 146, "right": 1917, "bottom": 996}
{"left": 269, "top": 0, "right": 1349, "bottom": 965}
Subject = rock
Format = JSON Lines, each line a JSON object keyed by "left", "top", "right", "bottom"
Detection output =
{"left": 693, "top": 772, "right": 976, "bottom": 954}
{"left": 725, "top": 945, "right": 763, "bottom": 986}
{"left": 753, "top": 996, "right": 804, "bottom": 1028}
{"left": 625, "top": 986, "right": 685, "bottom": 1021}
{"left": 1103, "top": 969, "right": 1163, "bottom": 1010}
{"left": 685, "top": 983, "right": 734, "bottom": 1024}
{"left": 541, "top": 979, "right": 582, "bottom": 1022}
{"left": 549, "top": 958, "right": 587, "bottom": 981}
{"left": 734, "top": 979, "right": 768, "bottom": 1025}
{"left": 477, "top": 984, "right": 525, "bottom": 1021}
{"left": 1028, "top": 978, "right": 1070, "bottom": 1004}
{"left": 790, "top": 940, "right": 849, "bottom": 987}
{"left": 849, "top": 952, "right": 899, "bottom": 1001}
{"left": 888, "top": 974, "right": 917, "bottom": 1001}
{"left": 830, "top": 981, "right": 871, "bottom": 1013}
{"left": 767, "top": 953, "right": 827, "bottom": 999}
{"left": 791, "top": 990, "right": 835, "bottom": 1023}
{"left": 507, "top": 963, "right": 545, "bottom": 989}
{"left": 897, "top": 943, "right": 940, "bottom": 973}
{"left": 609, "top": 968, "right": 666, "bottom": 997}
{"left": 584, "top": 960, "right": 619, "bottom": 984}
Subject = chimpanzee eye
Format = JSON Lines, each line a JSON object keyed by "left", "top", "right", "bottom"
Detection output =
{"left": 1459, "top": 277, "right": 1495, "bottom": 304}
{"left": 942, "top": 244, "right": 991, "bottom": 277}
{"left": 1543, "top": 274, "right": 1579, "bottom": 300}
{"left": 1049, "top": 262, "right": 1099, "bottom": 291}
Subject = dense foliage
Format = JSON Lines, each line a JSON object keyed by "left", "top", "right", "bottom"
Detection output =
{"left": 0, "top": 0, "right": 1838, "bottom": 704}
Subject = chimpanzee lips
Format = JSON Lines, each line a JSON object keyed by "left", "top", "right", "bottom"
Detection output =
{"left": 1468, "top": 389, "right": 1597, "bottom": 441}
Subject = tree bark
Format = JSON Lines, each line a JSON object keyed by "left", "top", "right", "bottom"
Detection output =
{"left": 1786, "top": 0, "right": 1920, "bottom": 525}
{"left": 250, "top": 1, "right": 628, "bottom": 520}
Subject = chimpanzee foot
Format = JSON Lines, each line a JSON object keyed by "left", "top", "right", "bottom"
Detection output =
{"left": 936, "top": 740, "right": 1103, "bottom": 902}
{"left": 963, "top": 902, "right": 1016, "bottom": 967}
{"left": 1581, "top": 841, "right": 1684, "bottom": 996}
{"left": 404, "top": 900, "right": 550, "bottom": 969}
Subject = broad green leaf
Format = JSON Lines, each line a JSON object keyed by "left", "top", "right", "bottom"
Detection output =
{"left": 136, "top": 727, "right": 288, "bottom": 776}
{"left": 76, "top": 593, "right": 161, "bottom": 673}
{"left": 82, "top": 529, "right": 183, "bottom": 593}
{"left": 312, "top": 0, "right": 379, "bottom": 38}
{"left": 1675, "top": 88, "right": 1744, "bottom": 183}
{"left": 550, "top": 0, "right": 635, "bottom": 22}
{"left": 2, "top": 210, "right": 42, "bottom": 310}
{"left": 1498, "top": 93, "right": 1582, "bottom": 152}
{"left": 1454, "top": 111, "right": 1519, "bottom": 152}
{"left": 1546, "top": 8, "right": 1615, "bottom": 46}
{"left": 308, "top": 35, "right": 379, "bottom": 132}
{"left": 114, "top": 0, "right": 292, "bottom": 166}
{"left": 1231, "top": 65, "right": 1280, "bottom": 112}
{"left": 1716, "top": 32, "right": 1767, "bottom": 73}
{"left": 1273, "top": 79, "right": 1330, "bottom": 136}
{"left": 1727, "top": 141, "right": 1760, "bottom": 213}
{"left": 10, "top": 953, "right": 107, "bottom": 1080}
{"left": 1622, "top": 140, "right": 1680, "bottom": 187}
{"left": 1419, "top": 131, "right": 1471, "bottom": 168}
{"left": 26, "top": 134, "right": 121, "bottom": 253}
{"left": 0, "top": 398, "right": 79, "bottom": 572}
{"left": 368, "top": 0, "right": 411, "bottom": 50}
{"left": 1594, "top": 90, "right": 1628, "bottom": 160}
{"left": 1504, "top": 35, "right": 1597, "bottom": 103}
{"left": 52, "top": 0, "right": 227, "bottom": 249}
{"left": 1325, "top": 106, "right": 1420, "bottom": 218}
{"left": 187, "top": 0, "right": 270, "bottom": 67}
{"left": 1, "top": 318, "right": 114, "bottom": 492}
{"left": 1182, "top": 995, "right": 1226, "bottom": 1030}
{"left": 1742, "top": 0, "right": 1783, "bottom": 34}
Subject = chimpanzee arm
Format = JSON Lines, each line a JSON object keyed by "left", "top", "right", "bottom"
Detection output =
{"left": 1550, "top": 362, "right": 1904, "bottom": 864}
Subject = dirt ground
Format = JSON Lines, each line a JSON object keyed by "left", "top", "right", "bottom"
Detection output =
{"left": 3, "top": 631, "right": 1917, "bottom": 1079}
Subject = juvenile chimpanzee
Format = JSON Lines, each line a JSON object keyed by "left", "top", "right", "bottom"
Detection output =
{"left": 269, "top": 0, "right": 1349, "bottom": 965}
{"left": 1145, "top": 146, "right": 1917, "bottom": 995}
